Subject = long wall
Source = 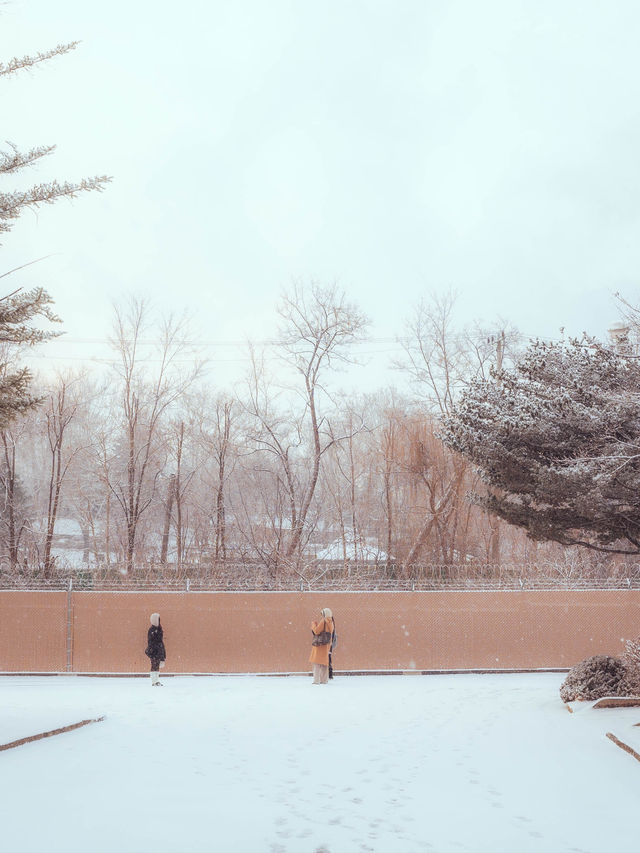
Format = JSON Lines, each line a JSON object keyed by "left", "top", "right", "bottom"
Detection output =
{"left": 1, "top": 590, "right": 639, "bottom": 673}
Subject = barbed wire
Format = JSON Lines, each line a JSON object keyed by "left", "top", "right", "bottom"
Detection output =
{"left": 2, "top": 562, "right": 638, "bottom": 592}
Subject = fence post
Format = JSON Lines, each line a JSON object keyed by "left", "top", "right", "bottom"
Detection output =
{"left": 66, "top": 578, "right": 73, "bottom": 672}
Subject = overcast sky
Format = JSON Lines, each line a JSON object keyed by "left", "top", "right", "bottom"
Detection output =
{"left": 2, "top": 0, "right": 640, "bottom": 391}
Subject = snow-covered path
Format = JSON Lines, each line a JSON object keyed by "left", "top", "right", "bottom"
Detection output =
{"left": 2, "top": 673, "right": 639, "bottom": 853}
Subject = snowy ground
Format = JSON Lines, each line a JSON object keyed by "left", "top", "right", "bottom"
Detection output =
{"left": 2, "top": 672, "right": 639, "bottom": 853}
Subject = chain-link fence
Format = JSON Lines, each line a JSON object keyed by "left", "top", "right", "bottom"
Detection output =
{"left": 2, "top": 585, "right": 639, "bottom": 673}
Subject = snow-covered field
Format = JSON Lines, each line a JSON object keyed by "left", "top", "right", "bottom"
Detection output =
{"left": 2, "top": 672, "right": 639, "bottom": 853}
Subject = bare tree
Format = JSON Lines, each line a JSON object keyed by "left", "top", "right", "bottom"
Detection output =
{"left": 159, "top": 473, "right": 176, "bottom": 567}
{"left": 393, "top": 293, "right": 522, "bottom": 570}
{"left": 243, "top": 283, "right": 369, "bottom": 570}
{"left": 375, "top": 396, "right": 407, "bottom": 568}
{"left": 319, "top": 398, "right": 370, "bottom": 566}
{"left": 40, "top": 372, "right": 86, "bottom": 576}
{"left": 401, "top": 417, "right": 467, "bottom": 569}
{"left": 396, "top": 291, "right": 520, "bottom": 416}
{"left": 195, "top": 394, "right": 238, "bottom": 564}
{"left": 108, "top": 297, "right": 203, "bottom": 574}
{"left": 162, "top": 420, "right": 197, "bottom": 573}
{"left": 0, "top": 424, "right": 29, "bottom": 571}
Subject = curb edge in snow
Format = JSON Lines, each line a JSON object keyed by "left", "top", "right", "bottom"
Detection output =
{"left": 0, "top": 668, "right": 569, "bottom": 677}
{"left": 0, "top": 716, "right": 105, "bottom": 752}
{"left": 606, "top": 732, "right": 640, "bottom": 764}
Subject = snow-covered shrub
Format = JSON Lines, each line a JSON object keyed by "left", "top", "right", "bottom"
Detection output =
{"left": 559, "top": 654, "right": 628, "bottom": 703}
{"left": 620, "top": 639, "right": 640, "bottom": 694}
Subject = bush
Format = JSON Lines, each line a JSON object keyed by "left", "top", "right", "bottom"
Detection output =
{"left": 621, "top": 638, "right": 640, "bottom": 694}
{"left": 559, "top": 654, "right": 629, "bottom": 703}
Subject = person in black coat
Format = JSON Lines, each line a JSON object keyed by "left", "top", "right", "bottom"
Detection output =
{"left": 329, "top": 615, "right": 338, "bottom": 679}
{"left": 145, "top": 612, "right": 166, "bottom": 686}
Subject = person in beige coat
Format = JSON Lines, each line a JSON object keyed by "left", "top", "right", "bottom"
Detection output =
{"left": 309, "top": 607, "right": 335, "bottom": 684}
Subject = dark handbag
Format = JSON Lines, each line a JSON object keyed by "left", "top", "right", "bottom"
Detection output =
{"left": 312, "top": 630, "right": 332, "bottom": 646}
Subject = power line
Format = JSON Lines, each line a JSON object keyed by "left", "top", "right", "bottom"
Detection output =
{"left": 20, "top": 328, "right": 577, "bottom": 367}
{"left": 31, "top": 328, "right": 567, "bottom": 349}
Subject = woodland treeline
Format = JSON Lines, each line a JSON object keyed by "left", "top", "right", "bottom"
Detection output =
{"left": 2, "top": 32, "right": 634, "bottom": 587}
{"left": 0, "top": 286, "right": 620, "bottom": 585}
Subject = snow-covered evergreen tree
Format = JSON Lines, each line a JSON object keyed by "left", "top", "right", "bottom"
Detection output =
{"left": 0, "top": 35, "right": 110, "bottom": 428}
{"left": 0, "top": 288, "right": 62, "bottom": 427}
{"left": 442, "top": 338, "right": 640, "bottom": 554}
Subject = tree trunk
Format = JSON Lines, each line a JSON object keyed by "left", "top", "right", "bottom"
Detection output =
{"left": 285, "top": 382, "right": 321, "bottom": 562}
{"left": 215, "top": 479, "right": 226, "bottom": 562}
{"left": 160, "top": 474, "right": 176, "bottom": 566}
{"left": 175, "top": 423, "right": 184, "bottom": 573}
{"left": 2, "top": 433, "right": 19, "bottom": 572}
{"left": 43, "top": 442, "right": 63, "bottom": 578}
{"left": 126, "top": 413, "right": 136, "bottom": 573}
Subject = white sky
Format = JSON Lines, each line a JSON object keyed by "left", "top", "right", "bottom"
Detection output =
{"left": 2, "top": 1, "right": 640, "bottom": 392}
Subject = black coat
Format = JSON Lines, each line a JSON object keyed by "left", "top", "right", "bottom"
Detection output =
{"left": 145, "top": 624, "right": 166, "bottom": 661}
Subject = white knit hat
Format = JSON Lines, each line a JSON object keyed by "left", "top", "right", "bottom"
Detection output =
{"left": 150, "top": 613, "right": 160, "bottom": 626}
{"left": 321, "top": 607, "right": 332, "bottom": 619}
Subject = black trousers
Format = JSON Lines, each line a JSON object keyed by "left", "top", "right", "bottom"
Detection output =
{"left": 149, "top": 657, "right": 161, "bottom": 672}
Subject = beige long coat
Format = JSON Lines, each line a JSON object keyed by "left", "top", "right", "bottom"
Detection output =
{"left": 308, "top": 617, "right": 334, "bottom": 666}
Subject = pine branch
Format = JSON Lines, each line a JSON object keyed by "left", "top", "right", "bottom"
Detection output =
{"left": 0, "top": 257, "right": 53, "bottom": 281}
{"left": 0, "top": 142, "right": 56, "bottom": 175}
{"left": 0, "top": 43, "right": 80, "bottom": 77}
{"left": 0, "top": 176, "right": 112, "bottom": 236}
